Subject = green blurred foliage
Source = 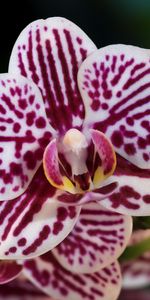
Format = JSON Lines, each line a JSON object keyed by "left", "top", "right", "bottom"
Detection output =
{"left": 110, "top": 0, "right": 150, "bottom": 47}
{"left": 134, "top": 216, "right": 150, "bottom": 230}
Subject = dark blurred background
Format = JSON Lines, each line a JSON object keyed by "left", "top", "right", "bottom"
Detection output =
{"left": 1, "top": 0, "right": 150, "bottom": 72}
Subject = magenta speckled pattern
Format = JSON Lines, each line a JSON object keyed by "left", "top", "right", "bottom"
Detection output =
{"left": 9, "top": 17, "right": 96, "bottom": 134}
{"left": 24, "top": 252, "right": 122, "bottom": 300}
{"left": 52, "top": 202, "right": 132, "bottom": 273}
{"left": 100, "top": 155, "right": 150, "bottom": 215}
{"left": 55, "top": 183, "right": 118, "bottom": 205}
{"left": 0, "top": 166, "right": 80, "bottom": 259}
{"left": 78, "top": 45, "right": 150, "bottom": 170}
{"left": 0, "top": 75, "right": 53, "bottom": 201}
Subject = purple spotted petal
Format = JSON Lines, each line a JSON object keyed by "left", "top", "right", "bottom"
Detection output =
{"left": 52, "top": 202, "right": 132, "bottom": 273}
{"left": 122, "top": 230, "right": 150, "bottom": 289}
{"left": 9, "top": 17, "right": 97, "bottom": 134}
{"left": 0, "top": 74, "right": 54, "bottom": 201}
{"left": 0, "top": 261, "right": 22, "bottom": 284}
{"left": 78, "top": 45, "right": 150, "bottom": 169}
{"left": 0, "top": 277, "right": 50, "bottom": 299}
{"left": 99, "top": 155, "right": 150, "bottom": 216}
{"left": 23, "top": 252, "right": 122, "bottom": 300}
{"left": 0, "top": 166, "right": 80, "bottom": 259}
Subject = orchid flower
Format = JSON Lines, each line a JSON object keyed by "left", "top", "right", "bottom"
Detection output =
{"left": 0, "top": 253, "right": 122, "bottom": 300}
{"left": 23, "top": 252, "right": 122, "bottom": 300}
{"left": 0, "top": 15, "right": 149, "bottom": 299}
{"left": 5, "top": 17, "right": 150, "bottom": 216}
{"left": 0, "top": 202, "right": 132, "bottom": 300}
{"left": 122, "top": 229, "right": 150, "bottom": 289}
{"left": 0, "top": 17, "right": 133, "bottom": 262}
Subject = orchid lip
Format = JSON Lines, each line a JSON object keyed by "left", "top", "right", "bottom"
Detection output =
{"left": 43, "top": 128, "right": 116, "bottom": 194}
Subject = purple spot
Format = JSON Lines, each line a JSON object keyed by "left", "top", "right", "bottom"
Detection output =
{"left": 91, "top": 100, "right": 100, "bottom": 111}
{"left": 0, "top": 187, "right": 5, "bottom": 194}
{"left": 26, "top": 111, "right": 36, "bottom": 126}
{"left": 103, "top": 90, "right": 112, "bottom": 99}
{"left": 29, "top": 95, "right": 35, "bottom": 104}
{"left": 68, "top": 207, "right": 76, "bottom": 219}
{"left": 18, "top": 238, "right": 27, "bottom": 246}
{"left": 53, "top": 222, "right": 63, "bottom": 235}
{"left": 0, "top": 126, "right": 6, "bottom": 131}
{"left": 57, "top": 207, "right": 68, "bottom": 221}
{"left": 10, "top": 163, "right": 22, "bottom": 176}
{"left": 92, "top": 79, "right": 99, "bottom": 89}
{"left": 19, "top": 99, "right": 27, "bottom": 109}
{"left": 143, "top": 153, "right": 149, "bottom": 161}
{"left": 111, "top": 131, "right": 123, "bottom": 148}
{"left": 36, "top": 104, "right": 40, "bottom": 110}
{"left": 9, "top": 247, "right": 17, "bottom": 253}
{"left": 35, "top": 117, "right": 46, "bottom": 128}
{"left": 143, "top": 195, "right": 150, "bottom": 203}
{"left": 124, "top": 143, "right": 136, "bottom": 155}
{"left": 13, "top": 123, "right": 21, "bottom": 133}
{"left": 138, "top": 137, "right": 146, "bottom": 149}
{"left": 24, "top": 151, "right": 36, "bottom": 170}
{"left": 116, "top": 91, "right": 122, "bottom": 98}
{"left": 13, "top": 186, "right": 19, "bottom": 192}
{"left": 101, "top": 103, "right": 108, "bottom": 110}
{"left": 126, "top": 117, "right": 134, "bottom": 126}
{"left": 76, "top": 37, "right": 82, "bottom": 44}
{"left": 120, "top": 54, "right": 124, "bottom": 61}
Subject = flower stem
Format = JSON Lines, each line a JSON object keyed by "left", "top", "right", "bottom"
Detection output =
{"left": 119, "top": 237, "right": 150, "bottom": 262}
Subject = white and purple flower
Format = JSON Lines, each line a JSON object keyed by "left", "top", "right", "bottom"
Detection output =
{"left": 0, "top": 16, "right": 149, "bottom": 299}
